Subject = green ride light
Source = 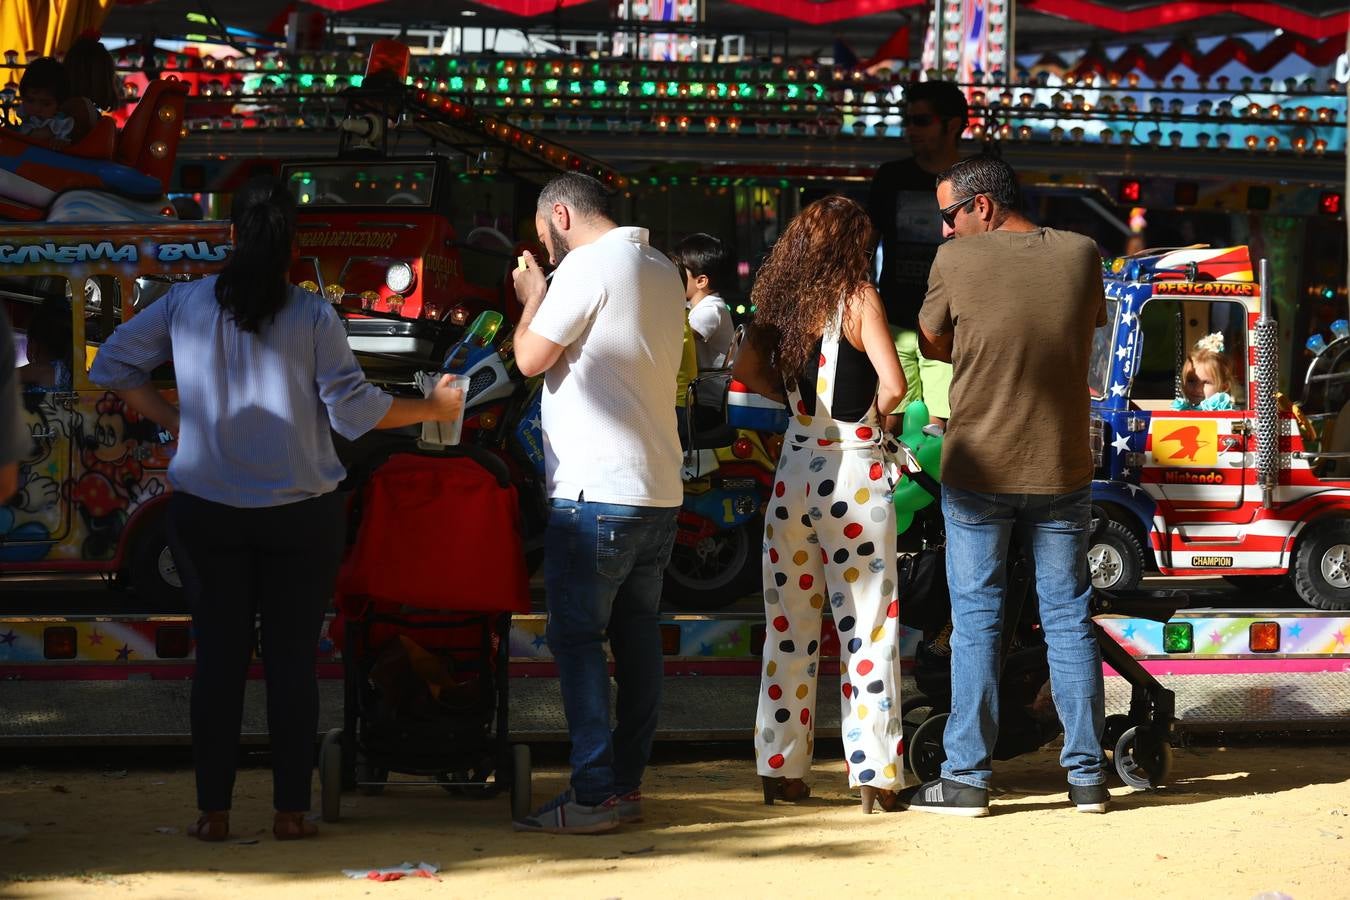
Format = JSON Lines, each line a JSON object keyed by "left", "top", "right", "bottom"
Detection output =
{"left": 474, "top": 77, "right": 488, "bottom": 91}
{"left": 299, "top": 73, "right": 314, "bottom": 88}
{"left": 765, "top": 83, "right": 777, "bottom": 97}
{"left": 716, "top": 83, "right": 729, "bottom": 97}
{"left": 812, "top": 83, "right": 824, "bottom": 99}
{"left": 592, "top": 79, "right": 607, "bottom": 93}
{"left": 640, "top": 81, "right": 657, "bottom": 96}
{"left": 738, "top": 82, "right": 752, "bottom": 97}
{"left": 520, "top": 78, "right": 533, "bottom": 93}
{"left": 750, "top": 305, "right": 757, "bottom": 313}
{"left": 618, "top": 80, "right": 631, "bottom": 96}
{"left": 544, "top": 78, "right": 560, "bottom": 93}
{"left": 494, "top": 60, "right": 505, "bottom": 73}
{"left": 787, "top": 84, "right": 800, "bottom": 99}
{"left": 735, "top": 304, "right": 747, "bottom": 314}
{"left": 324, "top": 74, "right": 338, "bottom": 88}
{"left": 1162, "top": 622, "right": 1194, "bottom": 653}
{"left": 568, "top": 80, "right": 583, "bottom": 94}
{"left": 497, "top": 77, "right": 511, "bottom": 92}
{"left": 449, "top": 76, "right": 464, "bottom": 91}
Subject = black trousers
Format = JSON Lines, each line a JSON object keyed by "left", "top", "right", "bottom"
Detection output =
{"left": 168, "top": 491, "right": 344, "bottom": 813}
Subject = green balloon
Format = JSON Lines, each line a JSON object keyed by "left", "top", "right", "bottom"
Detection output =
{"left": 901, "top": 400, "right": 930, "bottom": 440}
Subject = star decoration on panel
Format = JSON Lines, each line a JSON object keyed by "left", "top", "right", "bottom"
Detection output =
{"left": 1112, "top": 433, "right": 1132, "bottom": 454}
{"left": 1110, "top": 382, "right": 1127, "bottom": 397}
{"left": 115, "top": 643, "right": 134, "bottom": 661}
{"left": 88, "top": 629, "right": 104, "bottom": 646}
{"left": 0, "top": 630, "right": 17, "bottom": 647}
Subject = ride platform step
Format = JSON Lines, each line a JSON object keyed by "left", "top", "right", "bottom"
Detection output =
{"left": 1, "top": 671, "right": 1348, "bottom": 747}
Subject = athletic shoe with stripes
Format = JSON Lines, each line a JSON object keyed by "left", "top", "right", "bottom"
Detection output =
{"left": 512, "top": 790, "right": 619, "bottom": 834}
{"left": 901, "top": 777, "right": 990, "bottom": 817}
{"left": 616, "top": 790, "right": 643, "bottom": 824}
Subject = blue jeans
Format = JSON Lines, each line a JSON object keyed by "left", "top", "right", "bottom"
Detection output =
{"left": 544, "top": 497, "right": 678, "bottom": 804}
{"left": 940, "top": 485, "right": 1105, "bottom": 789}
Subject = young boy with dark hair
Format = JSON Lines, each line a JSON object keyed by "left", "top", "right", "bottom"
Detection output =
{"left": 671, "top": 233, "right": 734, "bottom": 371}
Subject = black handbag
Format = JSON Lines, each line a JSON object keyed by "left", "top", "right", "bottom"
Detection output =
{"left": 895, "top": 547, "right": 951, "bottom": 632}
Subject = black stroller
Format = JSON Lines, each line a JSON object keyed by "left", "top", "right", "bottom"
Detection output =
{"left": 319, "top": 438, "right": 534, "bottom": 822}
{"left": 893, "top": 441, "right": 1182, "bottom": 791}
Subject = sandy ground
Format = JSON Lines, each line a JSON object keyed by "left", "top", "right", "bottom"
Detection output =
{"left": 1, "top": 742, "right": 1348, "bottom": 899}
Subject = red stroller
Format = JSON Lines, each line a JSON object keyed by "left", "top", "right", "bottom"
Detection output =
{"left": 319, "top": 443, "right": 533, "bottom": 822}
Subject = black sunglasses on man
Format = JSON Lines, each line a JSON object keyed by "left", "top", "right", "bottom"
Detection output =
{"left": 940, "top": 194, "right": 978, "bottom": 228}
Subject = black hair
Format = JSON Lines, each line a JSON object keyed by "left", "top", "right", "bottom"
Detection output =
{"left": 905, "top": 80, "right": 969, "bottom": 127}
{"left": 670, "top": 233, "right": 731, "bottom": 293}
{"left": 20, "top": 57, "right": 71, "bottom": 103}
{"left": 64, "top": 37, "right": 121, "bottom": 111}
{"left": 536, "top": 172, "right": 612, "bottom": 221}
{"left": 937, "top": 154, "right": 1020, "bottom": 211}
{"left": 215, "top": 176, "right": 296, "bottom": 333}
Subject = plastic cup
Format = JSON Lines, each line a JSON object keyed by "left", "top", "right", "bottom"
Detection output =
{"left": 418, "top": 372, "right": 469, "bottom": 446}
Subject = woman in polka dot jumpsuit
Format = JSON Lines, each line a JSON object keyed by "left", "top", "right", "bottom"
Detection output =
{"left": 732, "top": 196, "right": 907, "bottom": 814}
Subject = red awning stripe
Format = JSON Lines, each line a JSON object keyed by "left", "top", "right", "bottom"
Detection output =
{"left": 1023, "top": 0, "right": 1349, "bottom": 41}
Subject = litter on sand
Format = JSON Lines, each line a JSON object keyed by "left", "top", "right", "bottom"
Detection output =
{"left": 341, "top": 862, "right": 441, "bottom": 882}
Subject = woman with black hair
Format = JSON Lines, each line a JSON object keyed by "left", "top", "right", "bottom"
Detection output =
{"left": 91, "top": 177, "right": 463, "bottom": 842}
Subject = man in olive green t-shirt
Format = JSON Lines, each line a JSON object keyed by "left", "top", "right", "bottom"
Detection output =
{"left": 901, "top": 156, "right": 1110, "bottom": 819}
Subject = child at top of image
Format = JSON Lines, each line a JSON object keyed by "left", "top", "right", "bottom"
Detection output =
{"left": 12, "top": 57, "right": 76, "bottom": 145}
{"left": 1173, "top": 332, "right": 1237, "bottom": 411}
{"left": 671, "top": 233, "right": 734, "bottom": 371}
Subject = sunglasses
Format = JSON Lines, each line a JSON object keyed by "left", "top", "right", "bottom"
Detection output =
{"left": 903, "top": 113, "right": 938, "bottom": 127}
{"left": 939, "top": 195, "right": 978, "bottom": 227}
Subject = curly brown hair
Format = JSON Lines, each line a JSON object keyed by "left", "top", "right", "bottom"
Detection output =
{"left": 749, "top": 195, "right": 876, "bottom": 382}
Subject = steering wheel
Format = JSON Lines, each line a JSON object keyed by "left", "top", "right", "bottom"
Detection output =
{"left": 465, "top": 226, "right": 514, "bottom": 251}
{"left": 385, "top": 192, "right": 423, "bottom": 205}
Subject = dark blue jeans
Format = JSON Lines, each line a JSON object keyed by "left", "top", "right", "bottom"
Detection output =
{"left": 544, "top": 497, "right": 678, "bottom": 804}
{"left": 940, "top": 485, "right": 1106, "bottom": 789}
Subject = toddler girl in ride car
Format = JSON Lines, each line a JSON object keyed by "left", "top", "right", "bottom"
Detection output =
{"left": 1172, "top": 332, "right": 1236, "bottom": 411}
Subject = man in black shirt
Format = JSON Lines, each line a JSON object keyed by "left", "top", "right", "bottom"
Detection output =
{"left": 867, "top": 81, "right": 967, "bottom": 427}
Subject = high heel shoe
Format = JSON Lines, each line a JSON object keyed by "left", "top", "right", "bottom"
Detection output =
{"left": 860, "top": 786, "right": 900, "bottom": 814}
{"left": 761, "top": 776, "right": 811, "bottom": 806}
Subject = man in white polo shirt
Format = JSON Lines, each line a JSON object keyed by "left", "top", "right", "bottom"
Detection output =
{"left": 509, "top": 173, "right": 685, "bottom": 834}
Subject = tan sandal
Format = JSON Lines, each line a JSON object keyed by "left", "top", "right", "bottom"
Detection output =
{"left": 187, "top": 811, "right": 229, "bottom": 842}
{"left": 273, "top": 810, "right": 318, "bottom": 841}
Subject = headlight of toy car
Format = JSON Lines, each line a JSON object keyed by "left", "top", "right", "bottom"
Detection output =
{"left": 385, "top": 261, "right": 415, "bottom": 294}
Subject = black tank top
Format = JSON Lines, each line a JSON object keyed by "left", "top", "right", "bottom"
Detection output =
{"left": 796, "top": 334, "right": 878, "bottom": 422}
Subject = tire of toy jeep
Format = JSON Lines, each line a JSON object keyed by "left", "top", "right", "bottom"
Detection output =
{"left": 127, "top": 511, "right": 187, "bottom": 613}
{"left": 1087, "top": 519, "right": 1145, "bottom": 591}
{"left": 1292, "top": 519, "right": 1350, "bottom": 610}
{"left": 662, "top": 517, "right": 762, "bottom": 611}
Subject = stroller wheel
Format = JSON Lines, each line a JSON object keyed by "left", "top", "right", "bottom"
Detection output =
{"left": 900, "top": 697, "right": 935, "bottom": 774}
{"left": 356, "top": 759, "right": 388, "bottom": 796}
{"left": 1114, "top": 725, "right": 1173, "bottom": 791}
{"left": 1102, "top": 714, "right": 1133, "bottom": 753}
{"left": 510, "top": 744, "right": 533, "bottom": 821}
{"left": 908, "top": 712, "right": 950, "bottom": 784}
{"left": 319, "top": 728, "right": 344, "bottom": 823}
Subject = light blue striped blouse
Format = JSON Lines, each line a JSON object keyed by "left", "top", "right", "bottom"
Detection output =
{"left": 90, "top": 276, "right": 393, "bottom": 508}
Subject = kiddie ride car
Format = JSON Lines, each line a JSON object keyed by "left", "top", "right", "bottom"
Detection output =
{"left": 282, "top": 39, "right": 607, "bottom": 371}
{"left": 0, "top": 79, "right": 189, "bottom": 223}
{"left": 1088, "top": 245, "right": 1350, "bottom": 610}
